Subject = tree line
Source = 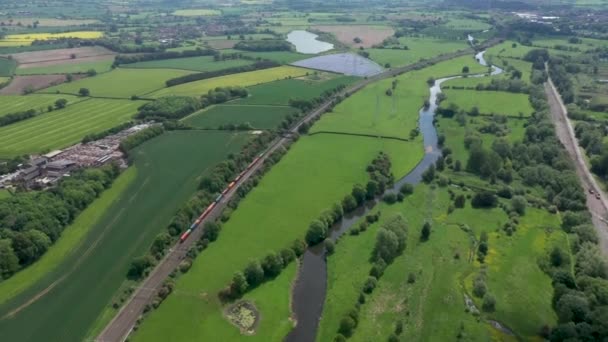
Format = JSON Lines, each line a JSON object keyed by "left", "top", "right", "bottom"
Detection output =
{"left": 333, "top": 214, "right": 408, "bottom": 341}
{"left": 233, "top": 39, "right": 293, "bottom": 52}
{"left": 113, "top": 48, "right": 218, "bottom": 66}
{"left": 0, "top": 164, "right": 121, "bottom": 280}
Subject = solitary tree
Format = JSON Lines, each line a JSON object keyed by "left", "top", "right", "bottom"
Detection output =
{"left": 78, "top": 88, "right": 90, "bottom": 97}
{"left": 54, "top": 98, "right": 68, "bottom": 109}
{"left": 420, "top": 222, "right": 431, "bottom": 241}
{"left": 462, "top": 66, "right": 470, "bottom": 73}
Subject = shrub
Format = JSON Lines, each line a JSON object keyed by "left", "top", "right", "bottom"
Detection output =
{"left": 362, "top": 276, "right": 378, "bottom": 294}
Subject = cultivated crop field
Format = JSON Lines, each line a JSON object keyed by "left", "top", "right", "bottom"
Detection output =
{"left": 183, "top": 104, "right": 299, "bottom": 129}
{"left": 0, "top": 31, "right": 104, "bottom": 47}
{"left": 122, "top": 56, "right": 253, "bottom": 72}
{"left": 16, "top": 60, "right": 114, "bottom": 75}
{"left": 0, "top": 74, "right": 69, "bottom": 95}
{"left": 0, "top": 99, "right": 144, "bottom": 157}
{"left": 234, "top": 75, "right": 358, "bottom": 106}
{"left": 441, "top": 89, "right": 534, "bottom": 117}
{"left": 150, "top": 66, "right": 308, "bottom": 98}
{"left": 43, "top": 68, "right": 193, "bottom": 98}
{"left": 0, "top": 131, "right": 249, "bottom": 342}
{"left": 5, "top": 46, "right": 114, "bottom": 64}
{"left": 312, "top": 25, "right": 395, "bottom": 48}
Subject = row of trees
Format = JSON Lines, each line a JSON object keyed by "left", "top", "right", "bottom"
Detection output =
{"left": 0, "top": 164, "right": 121, "bottom": 280}
{"left": 305, "top": 152, "right": 395, "bottom": 246}
{"left": 218, "top": 239, "right": 306, "bottom": 301}
{"left": 0, "top": 98, "right": 68, "bottom": 127}
{"left": 546, "top": 211, "right": 608, "bottom": 341}
{"left": 333, "top": 214, "right": 408, "bottom": 340}
{"left": 113, "top": 48, "right": 217, "bottom": 66}
{"left": 82, "top": 121, "right": 134, "bottom": 144}
{"left": 119, "top": 126, "right": 165, "bottom": 153}
{"left": 233, "top": 39, "right": 293, "bottom": 52}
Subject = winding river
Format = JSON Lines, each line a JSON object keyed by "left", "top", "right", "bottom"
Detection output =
{"left": 285, "top": 49, "right": 502, "bottom": 342}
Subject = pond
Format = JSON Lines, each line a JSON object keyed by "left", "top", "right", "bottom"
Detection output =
{"left": 286, "top": 30, "right": 333, "bottom": 54}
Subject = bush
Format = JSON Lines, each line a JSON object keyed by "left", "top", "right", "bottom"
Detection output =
{"left": 362, "top": 276, "right": 378, "bottom": 294}
{"left": 338, "top": 316, "right": 356, "bottom": 337}
{"left": 482, "top": 294, "right": 496, "bottom": 312}
{"left": 471, "top": 191, "right": 498, "bottom": 208}
{"left": 400, "top": 183, "right": 414, "bottom": 195}
{"left": 324, "top": 239, "right": 335, "bottom": 255}
{"left": 420, "top": 222, "right": 431, "bottom": 241}
{"left": 305, "top": 220, "right": 327, "bottom": 246}
{"left": 383, "top": 193, "right": 398, "bottom": 204}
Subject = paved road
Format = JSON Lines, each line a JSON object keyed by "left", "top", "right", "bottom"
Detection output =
{"left": 97, "top": 40, "right": 502, "bottom": 342}
{"left": 545, "top": 77, "right": 608, "bottom": 254}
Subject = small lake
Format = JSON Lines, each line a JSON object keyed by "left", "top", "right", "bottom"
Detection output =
{"left": 286, "top": 30, "right": 333, "bottom": 54}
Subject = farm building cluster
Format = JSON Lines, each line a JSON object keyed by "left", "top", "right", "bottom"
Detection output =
{"left": 0, "top": 123, "right": 152, "bottom": 189}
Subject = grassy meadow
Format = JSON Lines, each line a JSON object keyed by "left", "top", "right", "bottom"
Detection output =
{"left": 0, "top": 99, "right": 144, "bottom": 157}
{"left": 441, "top": 89, "right": 534, "bottom": 117}
{"left": 0, "top": 131, "right": 249, "bottom": 342}
{"left": 311, "top": 55, "right": 486, "bottom": 139}
{"left": 367, "top": 37, "right": 469, "bottom": 67}
{"left": 0, "top": 94, "right": 83, "bottom": 117}
{"left": 43, "top": 68, "right": 193, "bottom": 98}
{"left": 0, "top": 57, "right": 17, "bottom": 76}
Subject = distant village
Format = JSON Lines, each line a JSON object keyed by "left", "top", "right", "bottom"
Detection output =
{"left": 0, "top": 123, "right": 153, "bottom": 190}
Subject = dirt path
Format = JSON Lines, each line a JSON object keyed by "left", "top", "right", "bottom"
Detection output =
{"left": 96, "top": 39, "right": 502, "bottom": 342}
{"left": 545, "top": 77, "right": 608, "bottom": 254}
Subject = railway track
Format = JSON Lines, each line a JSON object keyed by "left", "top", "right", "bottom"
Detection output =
{"left": 96, "top": 38, "right": 501, "bottom": 342}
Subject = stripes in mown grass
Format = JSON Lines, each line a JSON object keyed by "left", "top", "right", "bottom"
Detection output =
{"left": 0, "top": 99, "right": 144, "bottom": 157}
{"left": 0, "top": 94, "right": 84, "bottom": 117}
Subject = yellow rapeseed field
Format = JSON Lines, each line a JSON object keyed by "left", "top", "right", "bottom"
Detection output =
{"left": 0, "top": 31, "right": 103, "bottom": 47}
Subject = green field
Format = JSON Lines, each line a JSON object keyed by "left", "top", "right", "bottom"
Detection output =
{"left": 0, "top": 94, "right": 83, "bottom": 117}
{"left": 318, "top": 179, "right": 565, "bottom": 341}
{"left": 150, "top": 66, "right": 308, "bottom": 98}
{"left": 0, "top": 57, "right": 17, "bottom": 76}
{"left": 0, "top": 189, "right": 12, "bottom": 199}
{"left": 438, "top": 116, "right": 527, "bottom": 164}
{"left": 311, "top": 55, "right": 487, "bottom": 139}
{"left": 122, "top": 56, "right": 253, "bottom": 72}
{"left": 15, "top": 60, "right": 114, "bottom": 75}
{"left": 183, "top": 104, "right": 299, "bottom": 129}
{"left": 0, "top": 131, "right": 249, "bottom": 342}
{"left": 131, "top": 132, "right": 422, "bottom": 342}
{"left": 43, "top": 68, "right": 193, "bottom": 98}
{"left": 368, "top": 37, "right": 469, "bottom": 68}
{"left": 234, "top": 76, "right": 358, "bottom": 106}
{"left": 223, "top": 50, "right": 309, "bottom": 63}
{"left": 441, "top": 89, "right": 534, "bottom": 117}
{"left": 0, "top": 168, "right": 136, "bottom": 305}
{"left": 0, "top": 99, "right": 144, "bottom": 157}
